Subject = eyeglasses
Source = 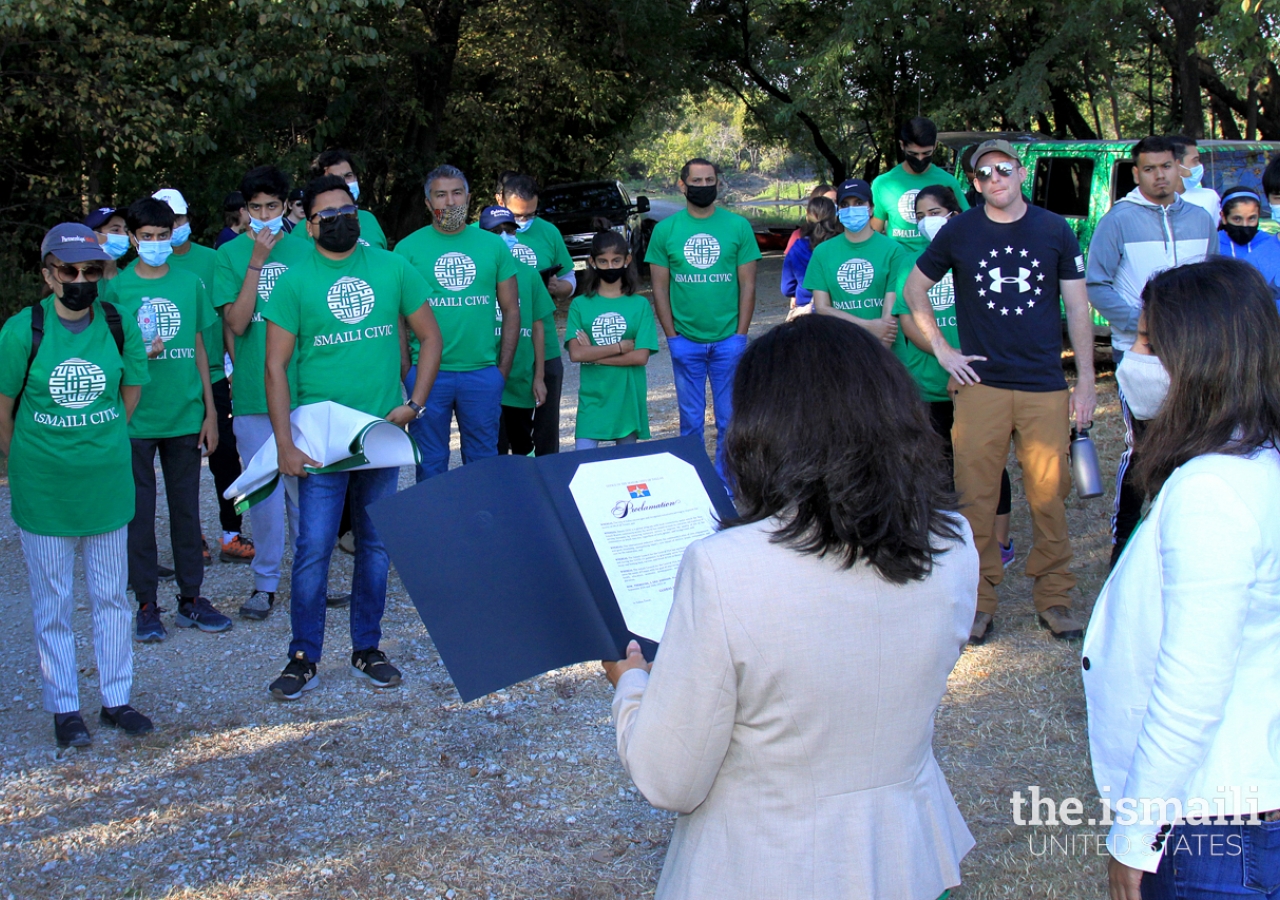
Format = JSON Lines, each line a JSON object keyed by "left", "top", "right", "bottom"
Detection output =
{"left": 974, "top": 162, "right": 1017, "bottom": 182}
{"left": 311, "top": 205, "right": 358, "bottom": 222}
{"left": 46, "top": 262, "right": 105, "bottom": 283}
{"left": 511, "top": 212, "right": 536, "bottom": 223}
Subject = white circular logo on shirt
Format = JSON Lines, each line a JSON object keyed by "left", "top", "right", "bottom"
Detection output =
{"left": 511, "top": 243, "right": 537, "bottom": 267}
{"left": 836, "top": 259, "right": 875, "bottom": 295}
{"left": 897, "top": 189, "right": 921, "bottom": 225}
{"left": 590, "top": 312, "right": 628, "bottom": 345}
{"left": 149, "top": 297, "right": 182, "bottom": 341}
{"left": 257, "top": 262, "right": 289, "bottom": 301}
{"left": 326, "top": 276, "right": 376, "bottom": 325}
{"left": 683, "top": 234, "right": 721, "bottom": 269}
{"left": 435, "top": 252, "right": 477, "bottom": 291}
{"left": 930, "top": 272, "right": 955, "bottom": 312}
{"left": 48, "top": 358, "right": 106, "bottom": 409}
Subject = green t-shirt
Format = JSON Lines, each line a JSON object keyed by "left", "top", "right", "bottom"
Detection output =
{"left": 263, "top": 245, "right": 430, "bottom": 418}
{"left": 892, "top": 248, "right": 958, "bottom": 403}
{"left": 644, "top": 207, "right": 762, "bottom": 343}
{"left": 565, "top": 292, "right": 660, "bottom": 441}
{"left": 870, "top": 164, "right": 970, "bottom": 253}
{"left": 804, "top": 231, "right": 911, "bottom": 321}
{"left": 0, "top": 297, "right": 149, "bottom": 536}
{"left": 288, "top": 210, "right": 388, "bottom": 251}
{"left": 168, "top": 242, "right": 224, "bottom": 383}
{"left": 212, "top": 232, "right": 309, "bottom": 415}
{"left": 102, "top": 266, "right": 215, "bottom": 438}
{"left": 393, "top": 225, "right": 519, "bottom": 371}
{"left": 510, "top": 218, "right": 573, "bottom": 362}
{"left": 501, "top": 261, "right": 556, "bottom": 409}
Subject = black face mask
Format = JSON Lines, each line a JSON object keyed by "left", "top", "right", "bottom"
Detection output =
{"left": 685, "top": 184, "right": 717, "bottom": 208}
{"left": 317, "top": 216, "right": 361, "bottom": 253}
{"left": 596, "top": 267, "right": 625, "bottom": 284}
{"left": 59, "top": 280, "right": 98, "bottom": 311}
{"left": 1223, "top": 223, "right": 1259, "bottom": 247}
{"left": 905, "top": 155, "right": 933, "bottom": 174}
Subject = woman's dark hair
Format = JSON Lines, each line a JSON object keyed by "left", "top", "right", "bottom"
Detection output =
{"left": 1220, "top": 184, "right": 1262, "bottom": 220}
{"left": 1263, "top": 153, "right": 1280, "bottom": 197}
{"left": 809, "top": 182, "right": 834, "bottom": 199}
{"left": 724, "top": 315, "right": 961, "bottom": 583}
{"left": 915, "top": 185, "right": 963, "bottom": 216}
{"left": 800, "top": 196, "right": 841, "bottom": 249}
{"left": 222, "top": 191, "right": 245, "bottom": 228}
{"left": 1136, "top": 257, "right": 1280, "bottom": 494}
{"left": 579, "top": 227, "right": 639, "bottom": 295}
{"left": 125, "top": 197, "right": 175, "bottom": 233}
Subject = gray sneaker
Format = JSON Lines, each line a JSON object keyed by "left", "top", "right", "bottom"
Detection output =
{"left": 1038, "top": 605, "right": 1085, "bottom": 640}
{"left": 238, "top": 589, "right": 275, "bottom": 621}
{"left": 969, "top": 611, "right": 994, "bottom": 644}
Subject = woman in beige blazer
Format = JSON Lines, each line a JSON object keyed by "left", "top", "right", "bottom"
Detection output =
{"left": 605, "top": 314, "right": 979, "bottom": 900}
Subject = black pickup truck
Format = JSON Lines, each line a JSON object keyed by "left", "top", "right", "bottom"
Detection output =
{"left": 539, "top": 180, "right": 650, "bottom": 268}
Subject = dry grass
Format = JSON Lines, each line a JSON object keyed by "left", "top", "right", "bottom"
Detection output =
{"left": 0, "top": 256, "right": 1125, "bottom": 899}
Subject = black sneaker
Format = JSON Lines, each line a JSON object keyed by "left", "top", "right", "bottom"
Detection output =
{"left": 270, "top": 653, "right": 318, "bottom": 701}
{"left": 238, "top": 589, "right": 275, "bottom": 621}
{"left": 351, "top": 648, "right": 402, "bottom": 688}
{"left": 158, "top": 565, "right": 176, "bottom": 581}
{"left": 175, "top": 596, "right": 233, "bottom": 633}
{"left": 325, "top": 592, "right": 351, "bottom": 608}
{"left": 135, "top": 602, "right": 167, "bottom": 643}
{"left": 99, "top": 704, "right": 154, "bottom": 736}
{"left": 54, "top": 712, "right": 91, "bottom": 748}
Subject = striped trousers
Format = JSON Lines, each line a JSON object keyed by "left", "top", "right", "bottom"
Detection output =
{"left": 20, "top": 526, "right": 132, "bottom": 714}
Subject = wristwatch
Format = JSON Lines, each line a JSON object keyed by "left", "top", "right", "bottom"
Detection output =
{"left": 407, "top": 399, "right": 426, "bottom": 419}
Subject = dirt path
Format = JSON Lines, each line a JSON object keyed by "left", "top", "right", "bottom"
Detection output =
{"left": 0, "top": 253, "right": 1122, "bottom": 899}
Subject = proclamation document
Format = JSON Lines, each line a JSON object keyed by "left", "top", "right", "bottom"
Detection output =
{"left": 569, "top": 453, "right": 720, "bottom": 642}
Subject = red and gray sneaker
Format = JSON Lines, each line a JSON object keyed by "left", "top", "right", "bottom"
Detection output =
{"left": 351, "top": 649, "right": 402, "bottom": 688}
{"left": 270, "top": 652, "right": 318, "bottom": 701}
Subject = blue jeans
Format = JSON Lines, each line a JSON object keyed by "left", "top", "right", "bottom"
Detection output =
{"left": 405, "top": 366, "right": 504, "bottom": 482}
{"left": 1142, "top": 820, "right": 1280, "bottom": 899}
{"left": 667, "top": 332, "right": 748, "bottom": 492}
{"left": 288, "top": 466, "right": 400, "bottom": 662}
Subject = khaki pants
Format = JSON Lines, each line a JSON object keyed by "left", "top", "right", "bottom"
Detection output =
{"left": 952, "top": 384, "right": 1074, "bottom": 615}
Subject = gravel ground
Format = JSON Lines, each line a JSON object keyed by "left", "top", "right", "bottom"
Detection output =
{"left": 0, "top": 254, "right": 1124, "bottom": 899}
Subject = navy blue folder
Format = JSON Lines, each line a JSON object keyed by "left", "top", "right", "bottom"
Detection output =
{"left": 368, "top": 435, "right": 735, "bottom": 702}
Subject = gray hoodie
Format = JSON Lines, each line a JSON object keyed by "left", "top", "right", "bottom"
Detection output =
{"left": 1085, "top": 189, "right": 1217, "bottom": 351}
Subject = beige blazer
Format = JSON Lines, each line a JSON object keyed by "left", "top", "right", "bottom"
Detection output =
{"left": 613, "top": 517, "right": 978, "bottom": 900}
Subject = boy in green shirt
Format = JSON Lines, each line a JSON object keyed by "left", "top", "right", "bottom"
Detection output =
{"left": 869, "top": 116, "right": 970, "bottom": 253}
{"left": 104, "top": 198, "right": 229, "bottom": 642}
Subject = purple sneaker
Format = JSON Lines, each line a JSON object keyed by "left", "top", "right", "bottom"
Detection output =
{"left": 1000, "top": 539, "right": 1015, "bottom": 568}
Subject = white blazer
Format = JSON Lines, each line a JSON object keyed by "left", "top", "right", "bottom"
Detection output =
{"left": 1082, "top": 447, "right": 1280, "bottom": 872}
{"left": 612, "top": 517, "right": 978, "bottom": 900}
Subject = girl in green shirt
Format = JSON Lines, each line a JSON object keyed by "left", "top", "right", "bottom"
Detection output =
{"left": 565, "top": 230, "right": 660, "bottom": 449}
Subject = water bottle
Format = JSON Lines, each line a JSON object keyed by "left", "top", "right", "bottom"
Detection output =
{"left": 137, "top": 299, "right": 158, "bottom": 343}
{"left": 1070, "top": 427, "right": 1104, "bottom": 499}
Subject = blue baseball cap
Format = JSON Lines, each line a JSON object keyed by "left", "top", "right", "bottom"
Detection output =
{"left": 836, "top": 179, "right": 873, "bottom": 203}
{"left": 41, "top": 223, "right": 112, "bottom": 263}
{"left": 83, "top": 207, "right": 121, "bottom": 230}
{"left": 479, "top": 205, "right": 517, "bottom": 231}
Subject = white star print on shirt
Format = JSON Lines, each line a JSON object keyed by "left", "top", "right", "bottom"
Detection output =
{"left": 1005, "top": 246, "right": 1014, "bottom": 254}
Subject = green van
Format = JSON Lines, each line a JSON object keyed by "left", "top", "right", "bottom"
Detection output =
{"left": 934, "top": 133, "right": 1280, "bottom": 329}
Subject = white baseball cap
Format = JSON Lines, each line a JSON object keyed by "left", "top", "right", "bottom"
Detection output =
{"left": 152, "top": 188, "right": 189, "bottom": 215}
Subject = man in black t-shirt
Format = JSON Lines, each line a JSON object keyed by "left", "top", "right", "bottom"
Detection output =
{"left": 903, "top": 139, "right": 1097, "bottom": 644}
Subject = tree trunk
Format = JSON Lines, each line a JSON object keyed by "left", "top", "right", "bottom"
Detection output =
{"left": 1159, "top": 0, "right": 1221, "bottom": 137}
{"left": 1049, "top": 84, "right": 1098, "bottom": 139}
{"left": 1211, "top": 94, "right": 1243, "bottom": 139}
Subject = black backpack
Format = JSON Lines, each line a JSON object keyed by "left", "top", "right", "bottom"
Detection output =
{"left": 14, "top": 301, "right": 126, "bottom": 412}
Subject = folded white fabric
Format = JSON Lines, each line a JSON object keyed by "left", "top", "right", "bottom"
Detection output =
{"left": 224, "top": 401, "right": 420, "bottom": 512}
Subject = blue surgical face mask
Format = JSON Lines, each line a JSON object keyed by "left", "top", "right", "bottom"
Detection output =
{"left": 171, "top": 222, "right": 192, "bottom": 247}
{"left": 501, "top": 232, "right": 518, "bottom": 250}
{"left": 101, "top": 232, "right": 130, "bottom": 260}
{"left": 249, "top": 214, "right": 285, "bottom": 235}
{"left": 1182, "top": 163, "right": 1204, "bottom": 189}
{"left": 838, "top": 205, "right": 871, "bottom": 233}
{"left": 516, "top": 218, "right": 534, "bottom": 233}
{"left": 348, "top": 180, "right": 360, "bottom": 203}
{"left": 136, "top": 239, "right": 173, "bottom": 267}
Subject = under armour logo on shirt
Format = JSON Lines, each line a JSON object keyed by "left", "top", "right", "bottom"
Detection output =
{"left": 989, "top": 267, "right": 1031, "bottom": 293}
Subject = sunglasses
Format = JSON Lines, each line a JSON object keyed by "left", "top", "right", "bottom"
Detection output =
{"left": 974, "top": 161, "right": 1018, "bottom": 182}
{"left": 46, "top": 262, "right": 105, "bottom": 283}
{"left": 311, "top": 205, "right": 358, "bottom": 222}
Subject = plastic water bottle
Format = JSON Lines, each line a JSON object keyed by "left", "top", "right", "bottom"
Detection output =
{"left": 138, "top": 299, "right": 158, "bottom": 343}
{"left": 1070, "top": 427, "right": 1104, "bottom": 499}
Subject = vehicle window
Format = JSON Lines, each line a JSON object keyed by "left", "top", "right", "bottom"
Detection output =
{"left": 1032, "top": 157, "right": 1094, "bottom": 218}
{"left": 1204, "top": 148, "right": 1272, "bottom": 216}
{"left": 540, "top": 185, "right": 625, "bottom": 215}
{"left": 1112, "top": 161, "right": 1136, "bottom": 202}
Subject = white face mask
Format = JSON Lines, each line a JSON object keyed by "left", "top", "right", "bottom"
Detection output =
{"left": 1115, "top": 352, "right": 1170, "bottom": 421}
{"left": 917, "top": 215, "right": 950, "bottom": 242}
